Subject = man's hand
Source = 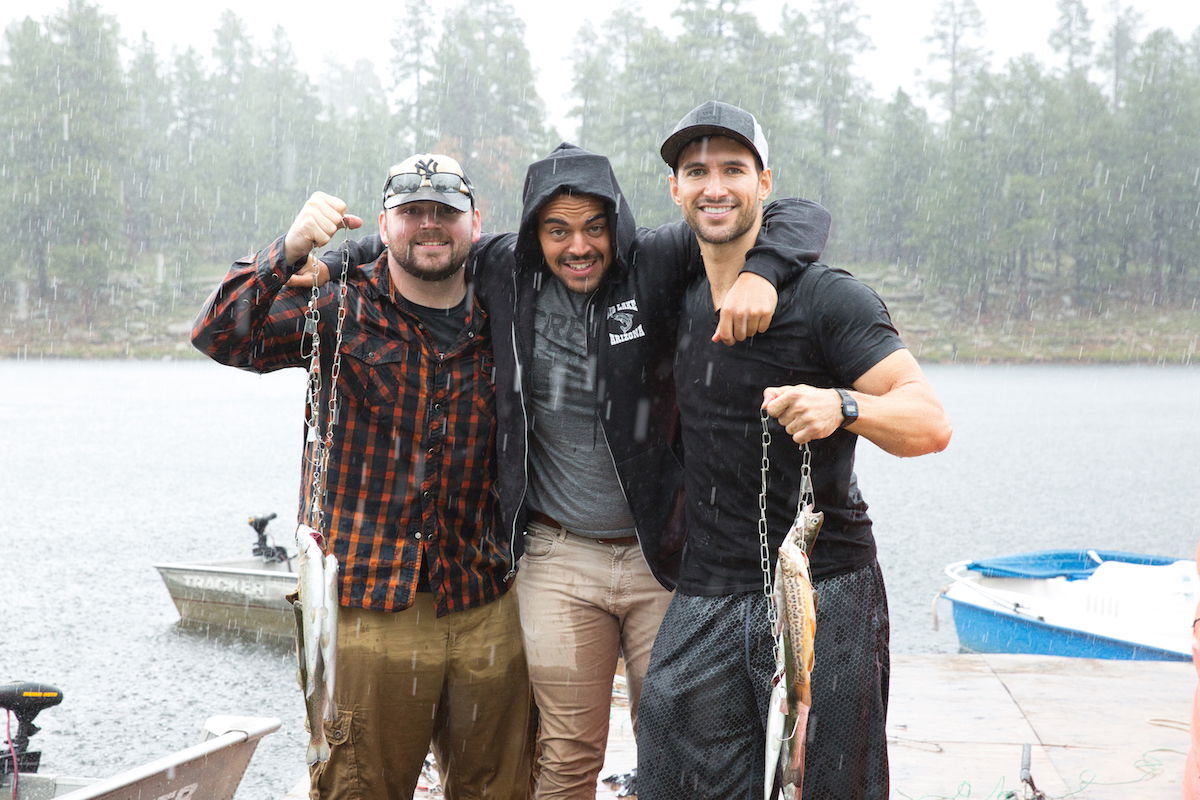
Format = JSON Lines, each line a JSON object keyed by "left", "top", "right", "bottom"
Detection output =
{"left": 762, "top": 385, "right": 843, "bottom": 445}
{"left": 712, "top": 272, "right": 777, "bottom": 345}
{"left": 765, "top": 351, "right": 952, "bottom": 456}
{"left": 282, "top": 191, "right": 363, "bottom": 269}
{"left": 286, "top": 260, "right": 332, "bottom": 289}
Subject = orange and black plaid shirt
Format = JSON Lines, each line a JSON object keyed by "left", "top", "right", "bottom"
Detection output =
{"left": 192, "top": 235, "right": 507, "bottom": 616}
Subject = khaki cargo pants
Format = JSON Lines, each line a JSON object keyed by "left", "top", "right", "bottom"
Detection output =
{"left": 310, "top": 590, "right": 532, "bottom": 799}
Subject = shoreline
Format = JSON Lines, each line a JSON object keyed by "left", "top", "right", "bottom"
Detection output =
{"left": 2, "top": 272, "right": 1195, "bottom": 365}
{"left": 2, "top": 333, "right": 1194, "bottom": 365}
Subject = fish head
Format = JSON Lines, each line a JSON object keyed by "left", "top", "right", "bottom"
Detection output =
{"left": 799, "top": 504, "right": 823, "bottom": 553}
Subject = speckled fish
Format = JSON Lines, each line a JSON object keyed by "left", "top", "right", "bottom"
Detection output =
{"left": 765, "top": 502, "right": 822, "bottom": 800}
{"left": 295, "top": 523, "right": 333, "bottom": 764}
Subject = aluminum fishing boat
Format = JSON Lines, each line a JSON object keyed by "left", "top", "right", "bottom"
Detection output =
{"left": 154, "top": 513, "right": 297, "bottom": 641}
{"left": 937, "top": 549, "right": 1195, "bottom": 661}
{"left": 0, "top": 681, "right": 278, "bottom": 800}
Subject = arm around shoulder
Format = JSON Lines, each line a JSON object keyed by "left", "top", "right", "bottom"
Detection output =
{"left": 740, "top": 198, "right": 831, "bottom": 286}
{"left": 711, "top": 200, "right": 831, "bottom": 345}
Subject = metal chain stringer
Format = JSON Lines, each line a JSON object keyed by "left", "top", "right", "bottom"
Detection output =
{"left": 758, "top": 408, "right": 815, "bottom": 666}
{"left": 301, "top": 246, "right": 350, "bottom": 540}
{"left": 758, "top": 408, "right": 778, "bottom": 636}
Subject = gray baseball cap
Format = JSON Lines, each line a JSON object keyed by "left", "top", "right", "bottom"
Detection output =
{"left": 660, "top": 101, "right": 769, "bottom": 171}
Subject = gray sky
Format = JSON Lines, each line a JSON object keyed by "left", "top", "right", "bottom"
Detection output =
{"left": 9, "top": 0, "right": 1200, "bottom": 136}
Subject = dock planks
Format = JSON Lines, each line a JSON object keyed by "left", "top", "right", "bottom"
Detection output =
{"left": 283, "top": 653, "right": 1194, "bottom": 798}
{"left": 888, "top": 653, "right": 1192, "bottom": 799}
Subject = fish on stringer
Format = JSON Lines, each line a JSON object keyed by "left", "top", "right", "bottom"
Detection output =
{"left": 765, "top": 498, "right": 821, "bottom": 800}
{"left": 294, "top": 523, "right": 338, "bottom": 765}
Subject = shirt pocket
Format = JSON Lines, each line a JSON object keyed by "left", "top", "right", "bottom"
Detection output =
{"left": 472, "top": 351, "right": 497, "bottom": 418}
{"left": 340, "top": 333, "right": 409, "bottom": 415}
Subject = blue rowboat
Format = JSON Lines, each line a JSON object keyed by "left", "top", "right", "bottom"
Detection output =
{"left": 937, "top": 549, "right": 1195, "bottom": 661}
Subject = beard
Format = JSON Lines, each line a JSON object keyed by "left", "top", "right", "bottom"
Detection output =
{"left": 682, "top": 201, "right": 759, "bottom": 245}
{"left": 388, "top": 237, "right": 470, "bottom": 283}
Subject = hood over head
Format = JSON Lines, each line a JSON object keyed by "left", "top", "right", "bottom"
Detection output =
{"left": 515, "top": 143, "right": 637, "bottom": 281}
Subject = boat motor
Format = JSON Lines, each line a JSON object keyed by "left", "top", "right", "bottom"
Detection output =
{"left": 248, "top": 512, "right": 288, "bottom": 563}
{"left": 0, "top": 681, "right": 63, "bottom": 775}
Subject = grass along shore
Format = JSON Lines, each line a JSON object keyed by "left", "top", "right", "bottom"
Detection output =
{"left": 2, "top": 263, "right": 1195, "bottom": 365}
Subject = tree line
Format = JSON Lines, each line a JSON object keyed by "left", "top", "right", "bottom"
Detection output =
{"left": 2, "top": 0, "right": 1197, "bottom": 329}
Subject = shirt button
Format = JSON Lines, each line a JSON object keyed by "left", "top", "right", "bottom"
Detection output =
{"left": 414, "top": 532, "right": 423, "bottom": 540}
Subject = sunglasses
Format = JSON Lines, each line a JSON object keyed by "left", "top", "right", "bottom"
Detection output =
{"left": 383, "top": 172, "right": 472, "bottom": 199}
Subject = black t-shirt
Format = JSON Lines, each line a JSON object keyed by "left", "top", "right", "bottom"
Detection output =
{"left": 395, "top": 292, "right": 470, "bottom": 592}
{"left": 396, "top": 294, "right": 470, "bottom": 355}
{"left": 673, "top": 262, "right": 904, "bottom": 595}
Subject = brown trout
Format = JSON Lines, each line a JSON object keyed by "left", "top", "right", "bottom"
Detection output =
{"left": 765, "top": 502, "right": 822, "bottom": 800}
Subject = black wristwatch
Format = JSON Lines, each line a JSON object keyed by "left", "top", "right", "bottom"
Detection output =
{"left": 835, "top": 388, "right": 858, "bottom": 428}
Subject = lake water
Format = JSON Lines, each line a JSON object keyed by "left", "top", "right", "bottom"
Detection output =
{"left": 2, "top": 359, "right": 1197, "bottom": 797}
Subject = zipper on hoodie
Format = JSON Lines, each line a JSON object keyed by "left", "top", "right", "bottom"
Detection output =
{"left": 505, "top": 272, "right": 532, "bottom": 581}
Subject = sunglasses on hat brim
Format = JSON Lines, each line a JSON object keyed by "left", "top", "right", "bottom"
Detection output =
{"left": 383, "top": 172, "right": 472, "bottom": 201}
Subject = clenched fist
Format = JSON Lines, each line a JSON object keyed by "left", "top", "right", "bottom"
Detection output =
{"left": 762, "top": 384, "right": 844, "bottom": 445}
{"left": 283, "top": 192, "right": 363, "bottom": 267}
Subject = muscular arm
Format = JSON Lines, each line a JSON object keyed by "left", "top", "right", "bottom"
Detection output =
{"left": 763, "top": 349, "right": 952, "bottom": 458}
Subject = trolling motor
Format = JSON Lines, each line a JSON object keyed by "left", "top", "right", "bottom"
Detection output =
{"left": 0, "top": 682, "right": 63, "bottom": 775}
{"left": 248, "top": 512, "right": 289, "bottom": 563}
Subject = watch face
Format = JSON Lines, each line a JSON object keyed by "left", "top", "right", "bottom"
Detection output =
{"left": 838, "top": 389, "right": 858, "bottom": 426}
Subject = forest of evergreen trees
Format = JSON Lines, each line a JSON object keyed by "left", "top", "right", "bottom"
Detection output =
{"left": 1, "top": 0, "right": 1198, "bottom": 340}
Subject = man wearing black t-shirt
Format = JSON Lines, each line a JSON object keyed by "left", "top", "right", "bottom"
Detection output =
{"left": 636, "top": 102, "right": 952, "bottom": 800}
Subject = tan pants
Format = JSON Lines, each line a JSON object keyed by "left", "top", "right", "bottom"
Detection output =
{"left": 516, "top": 523, "right": 673, "bottom": 799}
{"left": 310, "top": 591, "right": 532, "bottom": 800}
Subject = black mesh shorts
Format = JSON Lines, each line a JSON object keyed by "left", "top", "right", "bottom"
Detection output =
{"left": 636, "top": 560, "right": 890, "bottom": 800}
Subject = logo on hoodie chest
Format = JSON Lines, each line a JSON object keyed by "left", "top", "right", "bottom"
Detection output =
{"left": 607, "top": 298, "right": 646, "bottom": 345}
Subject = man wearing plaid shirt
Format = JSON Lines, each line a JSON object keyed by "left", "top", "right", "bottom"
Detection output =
{"left": 192, "top": 153, "right": 530, "bottom": 799}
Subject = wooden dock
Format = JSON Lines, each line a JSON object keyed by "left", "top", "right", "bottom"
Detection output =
{"left": 888, "top": 653, "right": 1192, "bottom": 799}
{"left": 284, "top": 653, "right": 1195, "bottom": 798}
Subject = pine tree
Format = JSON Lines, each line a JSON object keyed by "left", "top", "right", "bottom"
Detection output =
{"left": 41, "top": 3, "right": 131, "bottom": 323}
{"left": 417, "top": 0, "right": 550, "bottom": 230}
{"left": 924, "top": 0, "right": 989, "bottom": 119}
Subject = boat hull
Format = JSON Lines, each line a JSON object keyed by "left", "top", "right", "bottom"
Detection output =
{"left": 942, "top": 594, "right": 1192, "bottom": 661}
{"left": 154, "top": 559, "right": 297, "bottom": 642}
{"left": 2, "top": 716, "right": 279, "bottom": 800}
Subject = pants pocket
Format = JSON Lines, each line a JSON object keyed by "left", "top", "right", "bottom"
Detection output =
{"left": 309, "top": 708, "right": 361, "bottom": 800}
{"left": 521, "top": 528, "right": 557, "bottom": 560}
